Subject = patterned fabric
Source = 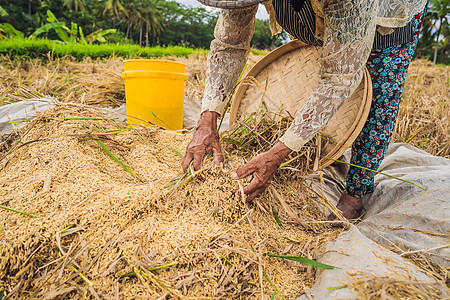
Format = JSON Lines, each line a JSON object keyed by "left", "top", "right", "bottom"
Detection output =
{"left": 346, "top": 8, "right": 426, "bottom": 198}
{"left": 201, "top": 0, "right": 427, "bottom": 152}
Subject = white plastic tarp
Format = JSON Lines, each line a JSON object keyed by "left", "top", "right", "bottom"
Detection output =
{"left": 299, "top": 143, "right": 449, "bottom": 299}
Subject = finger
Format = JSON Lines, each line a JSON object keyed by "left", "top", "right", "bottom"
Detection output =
{"left": 181, "top": 152, "right": 194, "bottom": 173}
{"left": 246, "top": 180, "right": 271, "bottom": 202}
{"left": 243, "top": 176, "right": 263, "bottom": 195}
{"left": 212, "top": 144, "right": 224, "bottom": 167}
{"left": 230, "top": 159, "right": 258, "bottom": 180}
{"left": 192, "top": 152, "right": 204, "bottom": 171}
{"left": 246, "top": 187, "right": 265, "bottom": 203}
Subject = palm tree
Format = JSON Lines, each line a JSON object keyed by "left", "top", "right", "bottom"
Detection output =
{"left": 133, "top": 0, "right": 163, "bottom": 47}
{"left": 103, "top": 0, "right": 127, "bottom": 41}
{"left": 0, "top": 5, "right": 8, "bottom": 18}
{"left": 108, "top": 0, "right": 165, "bottom": 46}
{"left": 103, "top": 0, "right": 126, "bottom": 20}
{"left": 430, "top": 0, "right": 450, "bottom": 63}
{"left": 122, "top": 0, "right": 140, "bottom": 40}
{"left": 63, "top": 0, "right": 86, "bottom": 11}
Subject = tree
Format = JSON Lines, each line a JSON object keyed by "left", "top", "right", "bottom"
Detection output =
{"left": 430, "top": 0, "right": 450, "bottom": 63}
{"left": 103, "top": 0, "right": 126, "bottom": 41}
{"left": 122, "top": 0, "right": 138, "bottom": 40}
{"left": 0, "top": 5, "right": 8, "bottom": 18}
{"left": 251, "top": 19, "right": 286, "bottom": 50}
{"left": 157, "top": 2, "right": 217, "bottom": 48}
{"left": 144, "top": 0, "right": 163, "bottom": 47}
{"left": 63, "top": 0, "right": 86, "bottom": 12}
{"left": 128, "top": 0, "right": 163, "bottom": 47}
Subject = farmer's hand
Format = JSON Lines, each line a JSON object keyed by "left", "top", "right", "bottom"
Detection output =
{"left": 230, "top": 142, "right": 291, "bottom": 203}
{"left": 182, "top": 110, "right": 224, "bottom": 172}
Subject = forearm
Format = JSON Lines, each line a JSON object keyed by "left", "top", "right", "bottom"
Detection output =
{"left": 201, "top": 6, "right": 258, "bottom": 117}
{"left": 280, "top": 0, "right": 377, "bottom": 151}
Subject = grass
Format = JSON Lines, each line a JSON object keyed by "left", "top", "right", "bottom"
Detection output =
{"left": 0, "top": 37, "right": 207, "bottom": 59}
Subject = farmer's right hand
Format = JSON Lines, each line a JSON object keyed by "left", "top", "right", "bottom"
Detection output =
{"left": 182, "top": 110, "right": 224, "bottom": 172}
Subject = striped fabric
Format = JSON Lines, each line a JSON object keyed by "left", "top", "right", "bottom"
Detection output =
{"left": 272, "top": 0, "right": 414, "bottom": 50}
{"left": 272, "top": 0, "right": 323, "bottom": 46}
{"left": 373, "top": 24, "right": 413, "bottom": 50}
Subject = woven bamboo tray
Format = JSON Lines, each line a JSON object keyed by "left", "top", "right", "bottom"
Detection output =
{"left": 229, "top": 40, "right": 373, "bottom": 170}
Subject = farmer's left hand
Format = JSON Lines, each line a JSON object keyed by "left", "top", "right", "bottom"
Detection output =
{"left": 230, "top": 141, "right": 291, "bottom": 203}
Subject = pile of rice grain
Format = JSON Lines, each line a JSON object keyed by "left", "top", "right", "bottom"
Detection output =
{"left": 0, "top": 104, "right": 340, "bottom": 299}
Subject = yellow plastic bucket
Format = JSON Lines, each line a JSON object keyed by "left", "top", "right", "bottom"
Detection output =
{"left": 122, "top": 60, "right": 186, "bottom": 130}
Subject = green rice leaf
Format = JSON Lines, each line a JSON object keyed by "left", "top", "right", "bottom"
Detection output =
{"left": 264, "top": 253, "right": 337, "bottom": 269}
{"left": 128, "top": 124, "right": 145, "bottom": 141}
{"left": 96, "top": 140, "right": 143, "bottom": 182}
{"left": 219, "top": 253, "right": 233, "bottom": 266}
{"left": 119, "top": 262, "right": 177, "bottom": 278}
{"left": 222, "top": 137, "right": 241, "bottom": 145}
{"left": 327, "top": 285, "right": 348, "bottom": 290}
{"left": 0, "top": 205, "right": 43, "bottom": 218}
{"left": 169, "top": 147, "right": 183, "bottom": 158}
{"left": 324, "top": 157, "right": 426, "bottom": 191}
{"left": 263, "top": 272, "right": 286, "bottom": 300}
{"left": 272, "top": 209, "right": 284, "bottom": 228}
{"left": 59, "top": 224, "right": 75, "bottom": 233}
{"left": 270, "top": 291, "right": 276, "bottom": 300}
{"left": 9, "top": 119, "right": 31, "bottom": 123}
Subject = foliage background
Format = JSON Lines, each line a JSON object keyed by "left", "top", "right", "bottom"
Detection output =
{"left": 0, "top": 0, "right": 448, "bottom": 63}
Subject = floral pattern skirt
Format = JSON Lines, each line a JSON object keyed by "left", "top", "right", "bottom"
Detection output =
{"left": 345, "top": 8, "right": 427, "bottom": 198}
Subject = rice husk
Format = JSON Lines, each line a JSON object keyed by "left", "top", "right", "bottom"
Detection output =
{"left": 345, "top": 270, "right": 448, "bottom": 299}
{"left": 0, "top": 104, "right": 341, "bottom": 299}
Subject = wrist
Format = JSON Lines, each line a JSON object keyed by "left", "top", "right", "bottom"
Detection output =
{"left": 198, "top": 110, "right": 219, "bottom": 130}
{"left": 269, "top": 141, "right": 292, "bottom": 161}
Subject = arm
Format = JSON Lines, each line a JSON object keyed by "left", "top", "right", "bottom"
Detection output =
{"left": 201, "top": 6, "right": 258, "bottom": 116}
{"left": 182, "top": 6, "right": 257, "bottom": 172}
{"left": 231, "top": 0, "right": 378, "bottom": 202}
{"left": 280, "top": 0, "right": 378, "bottom": 151}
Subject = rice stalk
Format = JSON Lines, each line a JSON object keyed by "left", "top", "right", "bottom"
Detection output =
{"left": 346, "top": 271, "right": 448, "bottom": 299}
{"left": 56, "top": 250, "right": 93, "bottom": 287}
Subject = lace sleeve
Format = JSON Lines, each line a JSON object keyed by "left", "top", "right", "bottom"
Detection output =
{"left": 201, "top": 6, "right": 258, "bottom": 117}
{"left": 280, "top": 0, "right": 377, "bottom": 151}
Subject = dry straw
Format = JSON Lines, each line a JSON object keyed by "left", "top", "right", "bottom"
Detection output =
{"left": 0, "top": 104, "right": 343, "bottom": 299}
{"left": 0, "top": 55, "right": 448, "bottom": 298}
{"left": 393, "top": 60, "right": 450, "bottom": 158}
{"left": 346, "top": 270, "right": 448, "bottom": 299}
